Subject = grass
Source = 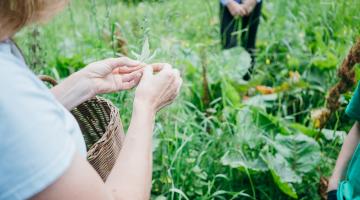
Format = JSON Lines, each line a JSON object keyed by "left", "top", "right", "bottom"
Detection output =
{"left": 16, "top": 0, "right": 360, "bottom": 199}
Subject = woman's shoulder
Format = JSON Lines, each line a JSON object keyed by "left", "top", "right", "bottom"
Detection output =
{"left": 0, "top": 40, "right": 46, "bottom": 93}
{"left": 0, "top": 41, "right": 63, "bottom": 125}
{"left": 0, "top": 41, "right": 80, "bottom": 200}
{"left": 0, "top": 40, "right": 26, "bottom": 66}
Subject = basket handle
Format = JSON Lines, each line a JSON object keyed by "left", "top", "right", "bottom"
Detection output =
{"left": 39, "top": 75, "right": 58, "bottom": 86}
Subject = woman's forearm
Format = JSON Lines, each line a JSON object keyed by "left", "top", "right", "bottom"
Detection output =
{"left": 51, "top": 72, "right": 94, "bottom": 110}
{"left": 328, "top": 122, "right": 360, "bottom": 191}
{"left": 105, "top": 101, "right": 155, "bottom": 200}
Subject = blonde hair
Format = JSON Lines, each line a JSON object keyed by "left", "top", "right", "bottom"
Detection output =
{"left": 0, "top": 0, "right": 69, "bottom": 40}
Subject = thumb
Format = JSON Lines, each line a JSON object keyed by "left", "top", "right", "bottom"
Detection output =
{"left": 105, "top": 57, "right": 141, "bottom": 70}
{"left": 142, "top": 65, "right": 153, "bottom": 80}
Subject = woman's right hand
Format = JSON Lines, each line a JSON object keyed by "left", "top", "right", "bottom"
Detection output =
{"left": 227, "top": 0, "right": 248, "bottom": 17}
{"left": 327, "top": 176, "right": 339, "bottom": 192}
{"left": 134, "top": 63, "right": 182, "bottom": 113}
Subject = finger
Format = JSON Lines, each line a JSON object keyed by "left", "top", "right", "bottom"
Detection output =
{"left": 157, "top": 101, "right": 173, "bottom": 112}
{"left": 173, "top": 69, "right": 180, "bottom": 78}
{"left": 120, "top": 80, "right": 138, "bottom": 90}
{"left": 168, "top": 77, "right": 181, "bottom": 95}
{"left": 122, "top": 71, "right": 142, "bottom": 82}
{"left": 110, "top": 73, "right": 140, "bottom": 91}
{"left": 142, "top": 65, "right": 154, "bottom": 80}
{"left": 162, "top": 63, "right": 173, "bottom": 72}
{"left": 243, "top": 8, "right": 250, "bottom": 16}
{"left": 176, "top": 78, "right": 183, "bottom": 94}
{"left": 162, "top": 85, "right": 179, "bottom": 105}
{"left": 174, "top": 77, "right": 183, "bottom": 95}
{"left": 160, "top": 78, "right": 182, "bottom": 109}
{"left": 239, "top": 7, "right": 248, "bottom": 16}
{"left": 158, "top": 64, "right": 174, "bottom": 78}
{"left": 113, "top": 63, "right": 146, "bottom": 74}
{"left": 167, "top": 84, "right": 180, "bottom": 102}
{"left": 150, "top": 63, "right": 167, "bottom": 72}
{"left": 105, "top": 57, "right": 143, "bottom": 71}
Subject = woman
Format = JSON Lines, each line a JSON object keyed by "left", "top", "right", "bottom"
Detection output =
{"left": 220, "top": 0, "right": 262, "bottom": 80}
{"left": 327, "top": 88, "right": 360, "bottom": 199}
{"left": 326, "top": 41, "right": 360, "bottom": 200}
{"left": 0, "top": 1, "right": 182, "bottom": 200}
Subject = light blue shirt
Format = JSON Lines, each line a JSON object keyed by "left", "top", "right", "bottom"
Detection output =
{"left": 0, "top": 40, "right": 86, "bottom": 200}
{"left": 221, "top": 0, "right": 261, "bottom": 6}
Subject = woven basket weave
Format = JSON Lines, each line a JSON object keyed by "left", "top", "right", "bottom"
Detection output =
{"left": 39, "top": 75, "right": 125, "bottom": 181}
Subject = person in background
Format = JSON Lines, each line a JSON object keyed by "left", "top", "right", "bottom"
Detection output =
{"left": 220, "top": 0, "right": 262, "bottom": 80}
{"left": 327, "top": 84, "right": 360, "bottom": 199}
{"left": 0, "top": 0, "right": 182, "bottom": 200}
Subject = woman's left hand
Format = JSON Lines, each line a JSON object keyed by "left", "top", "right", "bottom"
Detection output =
{"left": 79, "top": 57, "right": 145, "bottom": 96}
{"left": 51, "top": 57, "right": 145, "bottom": 110}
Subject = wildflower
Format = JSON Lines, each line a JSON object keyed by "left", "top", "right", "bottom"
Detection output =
{"left": 310, "top": 108, "right": 330, "bottom": 129}
{"left": 289, "top": 71, "right": 301, "bottom": 83}
{"left": 256, "top": 85, "right": 275, "bottom": 95}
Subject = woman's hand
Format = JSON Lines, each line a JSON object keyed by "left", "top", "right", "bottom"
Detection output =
{"left": 242, "top": 0, "right": 257, "bottom": 15}
{"left": 79, "top": 57, "right": 145, "bottom": 96}
{"left": 227, "top": 0, "right": 257, "bottom": 17}
{"left": 327, "top": 176, "right": 339, "bottom": 192}
{"left": 227, "top": 0, "right": 248, "bottom": 17}
{"left": 51, "top": 57, "right": 145, "bottom": 110}
{"left": 134, "top": 64, "right": 182, "bottom": 113}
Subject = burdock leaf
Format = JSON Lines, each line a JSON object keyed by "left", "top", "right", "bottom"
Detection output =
{"left": 260, "top": 152, "right": 300, "bottom": 199}
{"left": 273, "top": 134, "right": 321, "bottom": 174}
{"left": 221, "top": 150, "right": 268, "bottom": 172}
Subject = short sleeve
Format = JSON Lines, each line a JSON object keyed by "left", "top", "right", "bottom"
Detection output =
{"left": 346, "top": 83, "right": 360, "bottom": 122}
{"left": 0, "top": 54, "right": 80, "bottom": 199}
{"left": 220, "top": 0, "right": 229, "bottom": 5}
{"left": 220, "top": 0, "right": 261, "bottom": 6}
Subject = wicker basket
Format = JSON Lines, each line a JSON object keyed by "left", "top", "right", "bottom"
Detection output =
{"left": 39, "top": 75, "right": 125, "bottom": 181}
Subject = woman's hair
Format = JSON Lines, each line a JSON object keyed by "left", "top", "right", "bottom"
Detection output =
{"left": 327, "top": 39, "right": 360, "bottom": 112}
{"left": 0, "top": 0, "right": 69, "bottom": 40}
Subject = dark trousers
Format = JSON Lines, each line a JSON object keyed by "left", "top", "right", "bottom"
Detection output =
{"left": 220, "top": 1, "right": 262, "bottom": 79}
{"left": 327, "top": 190, "right": 338, "bottom": 200}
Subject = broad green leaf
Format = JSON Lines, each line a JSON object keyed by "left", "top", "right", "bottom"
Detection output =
{"left": 261, "top": 152, "right": 300, "bottom": 199}
{"left": 221, "top": 150, "right": 268, "bottom": 172}
{"left": 222, "top": 47, "right": 251, "bottom": 81}
{"left": 244, "top": 94, "right": 278, "bottom": 110}
{"left": 269, "top": 168, "right": 298, "bottom": 199}
{"left": 311, "top": 52, "right": 338, "bottom": 70}
{"left": 288, "top": 122, "right": 318, "bottom": 137}
{"left": 322, "top": 129, "right": 346, "bottom": 143}
{"left": 236, "top": 108, "right": 266, "bottom": 149}
{"left": 250, "top": 107, "right": 291, "bottom": 135}
{"left": 222, "top": 80, "right": 241, "bottom": 107}
{"left": 273, "top": 134, "right": 321, "bottom": 174}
